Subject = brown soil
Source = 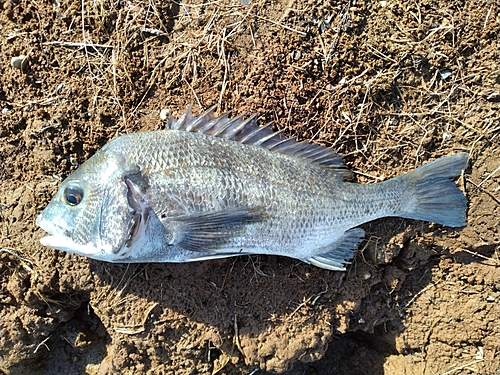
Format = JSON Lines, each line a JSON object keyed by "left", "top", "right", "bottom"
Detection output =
{"left": 0, "top": 0, "right": 499, "bottom": 374}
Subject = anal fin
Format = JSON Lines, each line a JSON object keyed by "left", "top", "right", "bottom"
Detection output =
{"left": 306, "top": 228, "right": 365, "bottom": 271}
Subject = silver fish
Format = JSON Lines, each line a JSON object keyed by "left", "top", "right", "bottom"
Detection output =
{"left": 36, "top": 107, "right": 468, "bottom": 270}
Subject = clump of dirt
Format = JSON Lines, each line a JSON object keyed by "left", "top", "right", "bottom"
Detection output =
{"left": 0, "top": 0, "right": 498, "bottom": 374}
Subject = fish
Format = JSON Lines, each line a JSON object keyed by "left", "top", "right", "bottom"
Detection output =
{"left": 36, "top": 106, "right": 468, "bottom": 271}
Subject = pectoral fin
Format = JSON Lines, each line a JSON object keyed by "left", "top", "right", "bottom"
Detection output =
{"left": 166, "top": 207, "right": 268, "bottom": 252}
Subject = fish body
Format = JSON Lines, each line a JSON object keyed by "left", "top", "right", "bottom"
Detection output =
{"left": 36, "top": 107, "right": 468, "bottom": 270}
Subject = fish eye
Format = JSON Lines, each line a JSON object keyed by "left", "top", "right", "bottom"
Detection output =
{"left": 64, "top": 186, "right": 84, "bottom": 206}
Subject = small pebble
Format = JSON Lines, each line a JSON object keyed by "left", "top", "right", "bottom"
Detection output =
{"left": 159, "top": 109, "right": 170, "bottom": 121}
{"left": 486, "top": 295, "right": 495, "bottom": 302}
{"left": 11, "top": 55, "right": 27, "bottom": 70}
{"left": 443, "top": 132, "right": 452, "bottom": 141}
{"left": 292, "top": 50, "right": 301, "bottom": 61}
{"left": 440, "top": 69, "right": 452, "bottom": 80}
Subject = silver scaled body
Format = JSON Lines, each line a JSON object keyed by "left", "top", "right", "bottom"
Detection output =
{"left": 37, "top": 107, "right": 468, "bottom": 270}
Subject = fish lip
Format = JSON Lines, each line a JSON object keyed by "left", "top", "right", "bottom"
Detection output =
{"left": 36, "top": 213, "right": 103, "bottom": 256}
{"left": 36, "top": 213, "right": 64, "bottom": 236}
{"left": 39, "top": 234, "right": 103, "bottom": 256}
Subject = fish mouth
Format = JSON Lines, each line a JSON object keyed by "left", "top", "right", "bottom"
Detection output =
{"left": 36, "top": 213, "right": 67, "bottom": 235}
{"left": 36, "top": 214, "right": 102, "bottom": 256}
{"left": 36, "top": 213, "right": 65, "bottom": 246}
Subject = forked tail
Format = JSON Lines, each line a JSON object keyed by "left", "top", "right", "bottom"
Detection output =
{"left": 398, "top": 153, "right": 468, "bottom": 227}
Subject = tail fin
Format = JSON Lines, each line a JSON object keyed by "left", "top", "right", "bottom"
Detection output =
{"left": 398, "top": 153, "right": 468, "bottom": 227}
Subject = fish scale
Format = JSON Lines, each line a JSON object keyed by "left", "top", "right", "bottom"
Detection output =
{"left": 36, "top": 106, "right": 468, "bottom": 270}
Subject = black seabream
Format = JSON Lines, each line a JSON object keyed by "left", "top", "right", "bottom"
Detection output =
{"left": 36, "top": 107, "right": 468, "bottom": 270}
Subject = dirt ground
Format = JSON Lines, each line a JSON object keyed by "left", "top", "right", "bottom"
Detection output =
{"left": 0, "top": 0, "right": 499, "bottom": 374}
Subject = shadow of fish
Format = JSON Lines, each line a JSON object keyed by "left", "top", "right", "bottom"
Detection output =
{"left": 36, "top": 106, "right": 468, "bottom": 270}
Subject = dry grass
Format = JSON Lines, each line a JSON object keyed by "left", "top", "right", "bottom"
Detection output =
{"left": 36, "top": 0, "right": 499, "bottom": 176}
{"left": 1, "top": 0, "right": 499, "bottom": 374}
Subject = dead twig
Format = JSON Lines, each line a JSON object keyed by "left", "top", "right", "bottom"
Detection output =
{"left": 114, "top": 302, "right": 158, "bottom": 334}
{"left": 440, "top": 359, "right": 484, "bottom": 375}
{"left": 467, "top": 178, "right": 500, "bottom": 206}
{"left": 0, "top": 247, "right": 35, "bottom": 273}
{"left": 404, "top": 282, "right": 437, "bottom": 309}
{"left": 462, "top": 249, "right": 500, "bottom": 266}
{"left": 42, "top": 41, "right": 113, "bottom": 49}
{"left": 233, "top": 314, "right": 244, "bottom": 355}
{"left": 252, "top": 14, "right": 306, "bottom": 36}
{"left": 477, "top": 164, "right": 500, "bottom": 188}
{"left": 33, "top": 335, "right": 52, "bottom": 353}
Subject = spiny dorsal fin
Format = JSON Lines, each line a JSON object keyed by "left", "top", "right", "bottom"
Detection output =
{"left": 166, "top": 105, "right": 349, "bottom": 174}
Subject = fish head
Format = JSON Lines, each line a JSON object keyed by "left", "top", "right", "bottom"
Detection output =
{"left": 36, "top": 148, "right": 139, "bottom": 261}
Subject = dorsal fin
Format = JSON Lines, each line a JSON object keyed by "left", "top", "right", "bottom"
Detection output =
{"left": 166, "top": 106, "right": 349, "bottom": 175}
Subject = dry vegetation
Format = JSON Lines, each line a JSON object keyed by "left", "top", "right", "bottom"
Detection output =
{"left": 0, "top": 0, "right": 499, "bottom": 374}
